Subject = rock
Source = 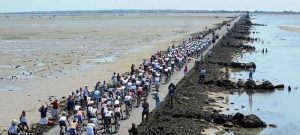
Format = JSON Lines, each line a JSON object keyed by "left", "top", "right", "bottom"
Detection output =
{"left": 204, "top": 80, "right": 214, "bottom": 84}
{"left": 230, "top": 62, "right": 255, "bottom": 69}
{"left": 217, "top": 96, "right": 225, "bottom": 100}
{"left": 182, "top": 97, "right": 190, "bottom": 100}
{"left": 275, "top": 84, "right": 284, "bottom": 89}
{"left": 208, "top": 98, "right": 216, "bottom": 103}
{"left": 245, "top": 80, "right": 256, "bottom": 89}
{"left": 239, "top": 114, "right": 267, "bottom": 128}
{"left": 237, "top": 80, "right": 245, "bottom": 88}
{"left": 15, "top": 65, "right": 21, "bottom": 68}
{"left": 213, "top": 114, "right": 227, "bottom": 124}
{"left": 224, "top": 122, "right": 234, "bottom": 127}
{"left": 216, "top": 79, "right": 237, "bottom": 89}
{"left": 232, "top": 112, "right": 244, "bottom": 121}
{"left": 269, "top": 124, "right": 277, "bottom": 128}
{"left": 256, "top": 81, "right": 275, "bottom": 90}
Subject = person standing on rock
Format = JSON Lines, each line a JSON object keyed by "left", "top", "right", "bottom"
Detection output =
{"left": 142, "top": 99, "right": 149, "bottom": 124}
{"left": 249, "top": 67, "right": 254, "bottom": 80}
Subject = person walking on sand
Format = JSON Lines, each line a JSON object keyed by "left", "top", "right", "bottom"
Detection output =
{"left": 18, "top": 111, "right": 29, "bottom": 133}
{"left": 142, "top": 99, "right": 149, "bottom": 124}
{"left": 249, "top": 67, "right": 254, "bottom": 80}
{"left": 8, "top": 119, "right": 19, "bottom": 135}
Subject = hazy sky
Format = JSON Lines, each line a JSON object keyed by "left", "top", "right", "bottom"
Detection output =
{"left": 1, "top": 0, "right": 299, "bottom": 13}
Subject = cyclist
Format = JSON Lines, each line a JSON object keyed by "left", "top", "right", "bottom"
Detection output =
{"left": 59, "top": 112, "right": 69, "bottom": 135}
{"left": 104, "top": 107, "right": 113, "bottom": 133}
{"left": 124, "top": 93, "right": 132, "bottom": 116}
{"left": 137, "top": 86, "right": 143, "bottom": 107}
{"left": 69, "top": 118, "right": 78, "bottom": 135}
{"left": 86, "top": 119, "right": 96, "bottom": 135}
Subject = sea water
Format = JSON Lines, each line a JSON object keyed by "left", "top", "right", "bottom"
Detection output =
{"left": 224, "top": 15, "right": 300, "bottom": 135}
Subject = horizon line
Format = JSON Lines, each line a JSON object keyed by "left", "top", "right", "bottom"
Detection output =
{"left": 0, "top": 9, "right": 299, "bottom": 14}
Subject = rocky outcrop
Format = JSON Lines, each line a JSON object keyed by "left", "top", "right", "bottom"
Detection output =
{"left": 230, "top": 62, "right": 256, "bottom": 69}
{"left": 255, "top": 81, "right": 275, "bottom": 90}
{"left": 204, "top": 79, "right": 277, "bottom": 90}
{"left": 207, "top": 61, "right": 256, "bottom": 69}
{"left": 238, "top": 114, "right": 267, "bottom": 128}
{"left": 206, "top": 112, "right": 266, "bottom": 128}
{"left": 275, "top": 84, "right": 284, "bottom": 89}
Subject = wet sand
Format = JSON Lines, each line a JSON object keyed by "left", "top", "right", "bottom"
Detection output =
{"left": 278, "top": 26, "right": 300, "bottom": 34}
{"left": 0, "top": 13, "right": 235, "bottom": 133}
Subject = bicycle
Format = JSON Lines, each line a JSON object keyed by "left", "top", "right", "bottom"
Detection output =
{"left": 114, "top": 115, "right": 120, "bottom": 133}
{"left": 124, "top": 101, "right": 131, "bottom": 117}
{"left": 103, "top": 117, "right": 112, "bottom": 134}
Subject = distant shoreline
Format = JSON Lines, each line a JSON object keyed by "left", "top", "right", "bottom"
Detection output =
{"left": 0, "top": 9, "right": 299, "bottom": 15}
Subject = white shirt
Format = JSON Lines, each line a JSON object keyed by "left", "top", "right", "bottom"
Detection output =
{"left": 124, "top": 95, "right": 132, "bottom": 101}
{"left": 114, "top": 100, "right": 120, "bottom": 105}
{"left": 105, "top": 111, "right": 113, "bottom": 117}
{"left": 155, "top": 77, "right": 160, "bottom": 82}
{"left": 75, "top": 105, "right": 81, "bottom": 111}
{"left": 20, "top": 116, "right": 28, "bottom": 123}
{"left": 8, "top": 125, "right": 18, "bottom": 134}
{"left": 59, "top": 116, "right": 67, "bottom": 122}
{"left": 86, "top": 123, "right": 96, "bottom": 135}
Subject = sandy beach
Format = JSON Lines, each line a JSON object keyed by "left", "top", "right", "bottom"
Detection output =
{"left": 278, "top": 26, "right": 300, "bottom": 34}
{"left": 0, "top": 13, "right": 235, "bottom": 132}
